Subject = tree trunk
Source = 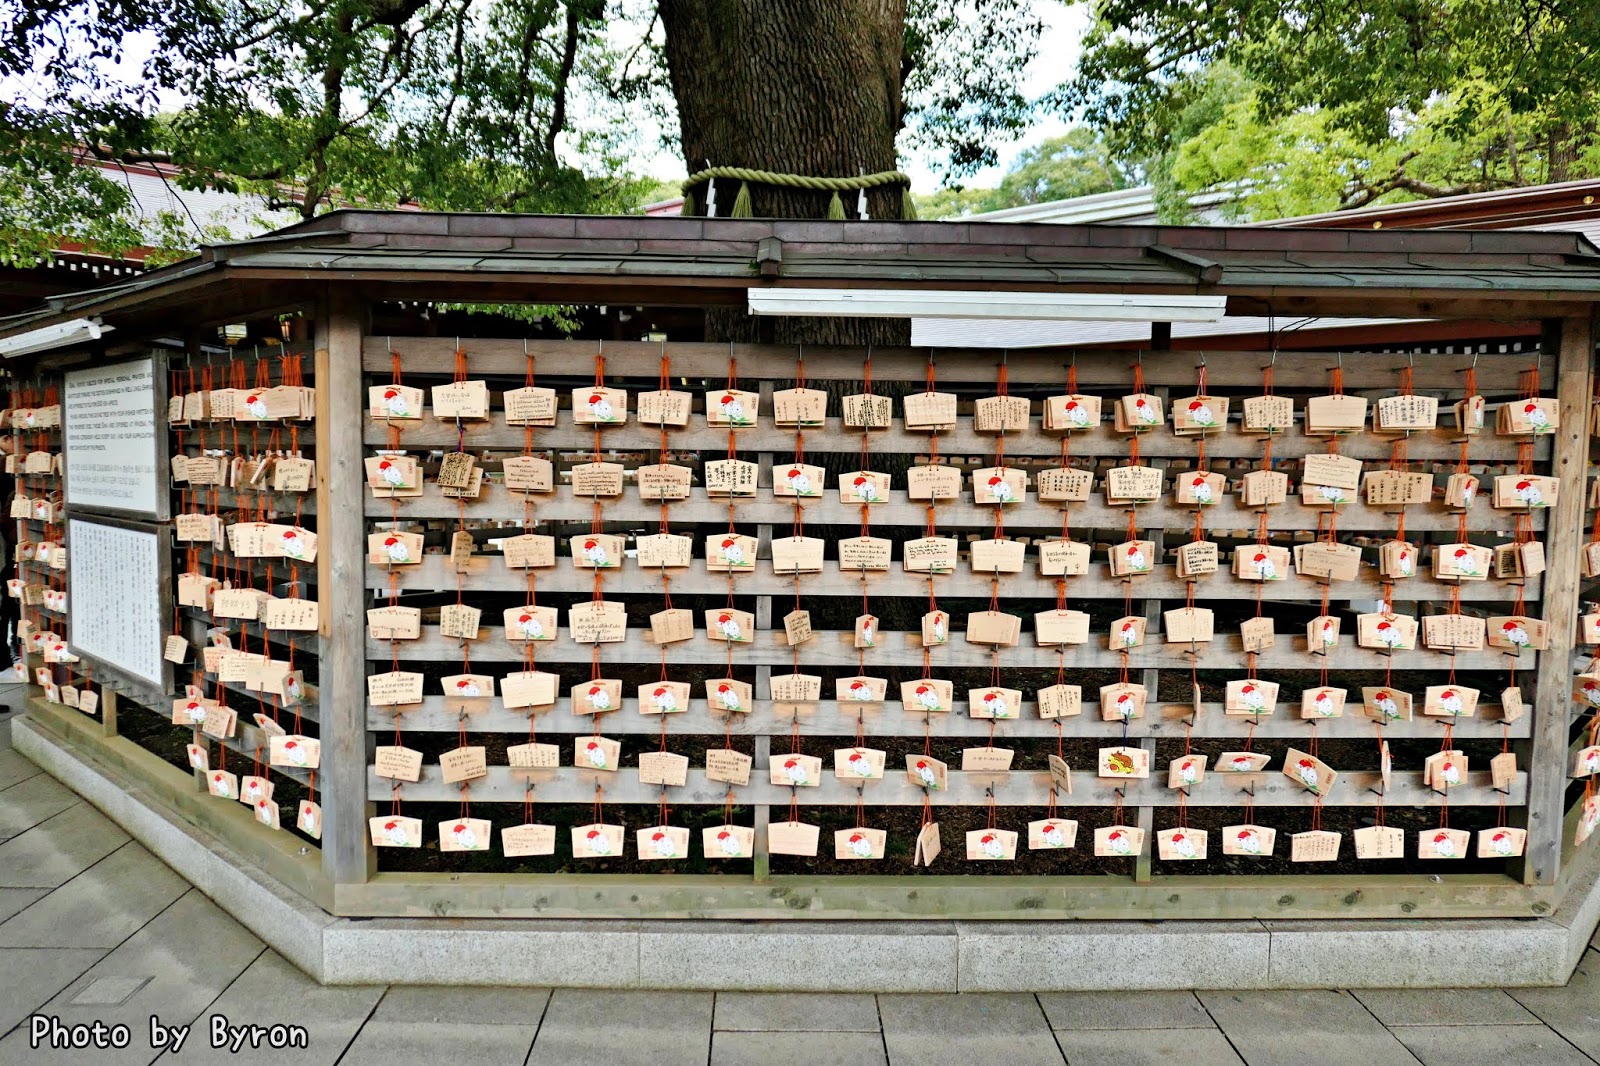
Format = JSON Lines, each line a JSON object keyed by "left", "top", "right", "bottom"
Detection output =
{"left": 659, "top": 0, "right": 910, "bottom": 345}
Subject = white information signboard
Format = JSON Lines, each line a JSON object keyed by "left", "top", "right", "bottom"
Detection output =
{"left": 67, "top": 517, "right": 168, "bottom": 691}
{"left": 63, "top": 357, "right": 165, "bottom": 518}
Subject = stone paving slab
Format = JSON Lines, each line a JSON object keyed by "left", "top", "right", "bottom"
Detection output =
{"left": 150, "top": 950, "right": 383, "bottom": 1066}
{"left": 638, "top": 922, "right": 959, "bottom": 992}
{"left": 1389, "top": 1023, "right": 1593, "bottom": 1065}
{"left": 0, "top": 843, "right": 188, "bottom": 949}
{"left": 11, "top": 712, "right": 1600, "bottom": 1066}
{"left": 1052, "top": 1027, "right": 1246, "bottom": 1065}
{"left": 712, "top": 1029, "right": 889, "bottom": 1065}
{"left": 0, "top": 890, "right": 263, "bottom": 1066}
{"left": 1196, "top": 990, "right": 1422, "bottom": 1066}
{"left": 0, "top": 946, "right": 106, "bottom": 1037}
{"left": 0, "top": 802, "right": 130, "bottom": 888}
{"left": 878, "top": 993, "right": 1064, "bottom": 1065}
{"left": 1352, "top": 987, "right": 1541, "bottom": 1027}
{"left": 523, "top": 989, "right": 713, "bottom": 1066}
{"left": 337, "top": 1021, "right": 538, "bottom": 1066}
{"left": 1511, "top": 949, "right": 1600, "bottom": 1059}
{"left": 0, "top": 776, "right": 78, "bottom": 841}
{"left": 0, "top": 745, "right": 40, "bottom": 790}
{"left": 0, "top": 888, "right": 46, "bottom": 925}
{"left": 373, "top": 984, "right": 550, "bottom": 1024}
{"left": 1036, "top": 990, "right": 1215, "bottom": 1030}
{"left": 714, "top": 991, "right": 881, "bottom": 1032}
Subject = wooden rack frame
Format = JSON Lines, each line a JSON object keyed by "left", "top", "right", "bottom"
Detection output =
{"left": 324, "top": 332, "right": 1584, "bottom": 918}
{"left": 8, "top": 212, "right": 1599, "bottom": 924}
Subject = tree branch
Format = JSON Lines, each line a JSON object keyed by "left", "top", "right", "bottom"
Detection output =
{"left": 545, "top": 1, "right": 582, "bottom": 155}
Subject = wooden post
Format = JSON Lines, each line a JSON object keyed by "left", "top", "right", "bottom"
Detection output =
{"left": 98, "top": 688, "right": 118, "bottom": 740}
{"left": 1134, "top": 382, "right": 1171, "bottom": 883}
{"left": 752, "top": 380, "right": 776, "bottom": 880}
{"left": 752, "top": 543, "right": 774, "bottom": 882}
{"left": 1524, "top": 314, "right": 1593, "bottom": 885}
{"left": 315, "top": 289, "right": 374, "bottom": 885}
{"left": 1135, "top": 529, "right": 1164, "bottom": 884}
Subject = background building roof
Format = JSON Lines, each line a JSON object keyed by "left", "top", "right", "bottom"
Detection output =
{"left": 913, "top": 178, "right": 1600, "bottom": 349}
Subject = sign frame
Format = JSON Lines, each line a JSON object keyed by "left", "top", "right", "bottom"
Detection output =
{"left": 64, "top": 513, "right": 174, "bottom": 698}
{"left": 62, "top": 351, "right": 171, "bottom": 521}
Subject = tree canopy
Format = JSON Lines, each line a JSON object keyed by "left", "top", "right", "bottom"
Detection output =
{"left": 8, "top": 0, "right": 1599, "bottom": 266}
{"left": 0, "top": 0, "right": 1045, "bottom": 265}
{"left": 915, "top": 127, "right": 1133, "bottom": 218}
{"left": 1065, "top": 0, "right": 1600, "bottom": 220}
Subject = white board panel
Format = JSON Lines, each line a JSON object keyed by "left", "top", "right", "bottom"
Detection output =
{"left": 67, "top": 518, "right": 165, "bottom": 689}
{"left": 64, "top": 357, "right": 163, "bottom": 517}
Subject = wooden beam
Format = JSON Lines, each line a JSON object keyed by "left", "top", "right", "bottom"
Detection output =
{"left": 316, "top": 289, "right": 375, "bottom": 886}
{"left": 374, "top": 484, "right": 1542, "bottom": 532}
{"left": 371, "top": 556, "right": 1533, "bottom": 605}
{"left": 1224, "top": 294, "right": 1598, "bottom": 321}
{"left": 360, "top": 339, "right": 1536, "bottom": 389}
{"left": 1524, "top": 313, "right": 1594, "bottom": 885}
{"left": 376, "top": 626, "right": 1519, "bottom": 670}
{"left": 361, "top": 410, "right": 1540, "bottom": 462}
{"left": 368, "top": 764, "right": 1524, "bottom": 809}
{"left": 368, "top": 697, "right": 1529, "bottom": 740}
{"left": 331, "top": 867, "right": 1553, "bottom": 921}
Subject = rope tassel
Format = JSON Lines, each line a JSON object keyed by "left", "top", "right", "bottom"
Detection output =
{"left": 680, "top": 166, "right": 914, "bottom": 220}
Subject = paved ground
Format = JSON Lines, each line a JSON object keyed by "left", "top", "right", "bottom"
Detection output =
{"left": 4, "top": 710, "right": 1600, "bottom": 1065}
